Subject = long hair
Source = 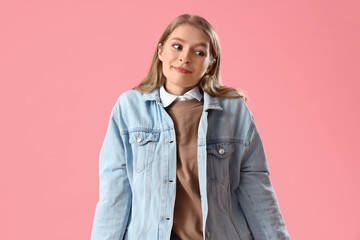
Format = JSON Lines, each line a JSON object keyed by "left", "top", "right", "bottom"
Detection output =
{"left": 134, "top": 14, "right": 247, "bottom": 100}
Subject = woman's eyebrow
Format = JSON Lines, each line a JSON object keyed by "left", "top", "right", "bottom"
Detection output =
{"left": 170, "top": 37, "right": 208, "bottom": 48}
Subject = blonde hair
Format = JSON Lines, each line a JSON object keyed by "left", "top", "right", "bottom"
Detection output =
{"left": 134, "top": 14, "right": 247, "bottom": 101}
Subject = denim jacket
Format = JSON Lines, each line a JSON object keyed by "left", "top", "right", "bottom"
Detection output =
{"left": 91, "top": 87, "right": 290, "bottom": 240}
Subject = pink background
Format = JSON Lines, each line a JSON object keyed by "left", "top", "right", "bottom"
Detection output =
{"left": 1, "top": 0, "right": 359, "bottom": 239}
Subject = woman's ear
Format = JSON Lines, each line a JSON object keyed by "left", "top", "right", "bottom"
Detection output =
{"left": 158, "top": 43, "right": 163, "bottom": 61}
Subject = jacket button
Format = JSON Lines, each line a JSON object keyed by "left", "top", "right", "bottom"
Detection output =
{"left": 137, "top": 137, "right": 142, "bottom": 143}
{"left": 218, "top": 148, "right": 225, "bottom": 154}
{"left": 206, "top": 231, "right": 210, "bottom": 238}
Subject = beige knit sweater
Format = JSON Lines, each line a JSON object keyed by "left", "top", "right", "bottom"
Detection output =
{"left": 165, "top": 98, "right": 204, "bottom": 240}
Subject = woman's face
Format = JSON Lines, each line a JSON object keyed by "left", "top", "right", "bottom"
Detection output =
{"left": 158, "top": 24, "right": 215, "bottom": 95}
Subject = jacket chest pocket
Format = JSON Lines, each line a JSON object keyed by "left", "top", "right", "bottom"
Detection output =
{"left": 206, "top": 142, "right": 234, "bottom": 185}
{"left": 129, "top": 131, "right": 160, "bottom": 174}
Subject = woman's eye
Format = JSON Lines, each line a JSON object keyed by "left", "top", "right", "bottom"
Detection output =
{"left": 195, "top": 50, "right": 205, "bottom": 56}
{"left": 173, "top": 44, "right": 182, "bottom": 50}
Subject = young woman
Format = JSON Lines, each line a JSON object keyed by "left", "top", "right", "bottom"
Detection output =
{"left": 91, "top": 14, "right": 290, "bottom": 240}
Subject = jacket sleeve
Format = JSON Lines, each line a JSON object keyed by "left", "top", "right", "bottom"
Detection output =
{"left": 91, "top": 101, "right": 132, "bottom": 240}
{"left": 236, "top": 116, "right": 290, "bottom": 240}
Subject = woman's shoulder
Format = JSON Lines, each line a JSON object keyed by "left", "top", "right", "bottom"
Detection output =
{"left": 219, "top": 90, "right": 247, "bottom": 106}
{"left": 114, "top": 88, "right": 148, "bottom": 106}
{"left": 117, "top": 88, "right": 143, "bottom": 100}
{"left": 219, "top": 92, "right": 254, "bottom": 121}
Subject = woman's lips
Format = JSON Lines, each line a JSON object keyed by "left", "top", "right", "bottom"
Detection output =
{"left": 174, "top": 67, "right": 192, "bottom": 74}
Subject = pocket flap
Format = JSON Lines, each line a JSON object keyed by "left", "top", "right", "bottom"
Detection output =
{"left": 129, "top": 131, "right": 160, "bottom": 145}
{"left": 207, "top": 142, "right": 234, "bottom": 158}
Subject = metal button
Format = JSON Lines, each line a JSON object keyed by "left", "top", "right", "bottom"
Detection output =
{"left": 218, "top": 148, "right": 225, "bottom": 154}
{"left": 206, "top": 231, "right": 210, "bottom": 238}
{"left": 136, "top": 137, "right": 142, "bottom": 143}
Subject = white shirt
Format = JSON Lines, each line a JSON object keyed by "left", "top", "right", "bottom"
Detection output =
{"left": 159, "top": 85, "right": 203, "bottom": 108}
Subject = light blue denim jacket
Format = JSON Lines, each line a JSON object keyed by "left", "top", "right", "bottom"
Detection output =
{"left": 91, "top": 87, "right": 290, "bottom": 240}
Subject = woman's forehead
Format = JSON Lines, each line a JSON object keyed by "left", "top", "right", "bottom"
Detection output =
{"left": 167, "top": 24, "right": 210, "bottom": 47}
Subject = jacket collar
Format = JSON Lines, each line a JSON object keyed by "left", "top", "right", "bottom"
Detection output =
{"left": 141, "top": 87, "right": 223, "bottom": 111}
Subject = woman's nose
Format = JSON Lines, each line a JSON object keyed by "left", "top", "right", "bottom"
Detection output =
{"left": 179, "top": 50, "right": 191, "bottom": 63}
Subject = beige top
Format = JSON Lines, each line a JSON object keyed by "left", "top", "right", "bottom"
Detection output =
{"left": 165, "top": 98, "right": 204, "bottom": 240}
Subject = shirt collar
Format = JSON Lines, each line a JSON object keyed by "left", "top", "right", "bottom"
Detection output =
{"left": 141, "top": 87, "right": 222, "bottom": 111}
{"left": 159, "top": 85, "right": 203, "bottom": 108}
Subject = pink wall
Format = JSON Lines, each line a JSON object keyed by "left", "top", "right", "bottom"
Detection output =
{"left": 1, "top": 0, "right": 359, "bottom": 239}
